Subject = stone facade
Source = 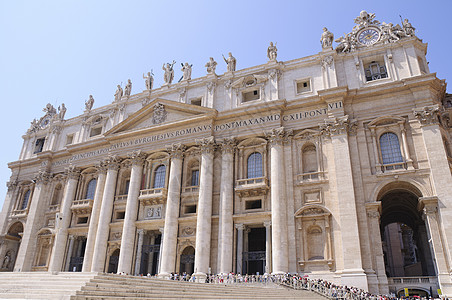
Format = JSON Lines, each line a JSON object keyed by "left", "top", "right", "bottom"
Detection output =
{"left": 0, "top": 11, "right": 451, "bottom": 298}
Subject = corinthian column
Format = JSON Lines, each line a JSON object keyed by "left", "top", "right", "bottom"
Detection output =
{"left": 91, "top": 156, "right": 121, "bottom": 272}
{"left": 82, "top": 162, "right": 107, "bottom": 272}
{"left": 159, "top": 144, "right": 185, "bottom": 278}
{"left": 320, "top": 116, "right": 367, "bottom": 290}
{"left": 14, "top": 171, "right": 52, "bottom": 272}
{"left": 118, "top": 151, "right": 146, "bottom": 274}
{"left": 48, "top": 166, "right": 80, "bottom": 273}
{"left": 218, "top": 137, "right": 235, "bottom": 274}
{"left": 193, "top": 136, "right": 215, "bottom": 281}
{"left": 0, "top": 181, "right": 18, "bottom": 234}
{"left": 265, "top": 127, "right": 291, "bottom": 274}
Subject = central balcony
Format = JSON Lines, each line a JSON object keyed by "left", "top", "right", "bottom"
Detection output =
{"left": 139, "top": 188, "right": 167, "bottom": 206}
{"left": 235, "top": 177, "right": 269, "bottom": 197}
{"left": 71, "top": 199, "right": 93, "bottom": 214}
{"left": 296, "top": 171, "right": 327, "bottom": 186}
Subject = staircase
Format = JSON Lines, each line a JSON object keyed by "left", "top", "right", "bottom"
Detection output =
{"left": 0, "top": 272, "right": 326, "bottom": 300}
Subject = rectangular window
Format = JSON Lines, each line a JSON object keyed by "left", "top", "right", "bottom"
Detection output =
{"left": 364, "top": 61, "right": 388, "bottom": 82}
{"left": 124, "top": 180, "right": 130, "bottom": 195}
{"left": 191, "top": 97, "right": 202, "bottom": 106}
{"left": 191, "top": 170, "right": 199, "bottom": 186}
{"left": 185, "top": 204, "right": 196, "bottom": 214}
{"left": 90, "top": 127, "right": 102, "bottom": 137}
{"left": 34, "top": 138, "right": 45, "bottom": 154}
{"left": 66, "top": 134, "right": 74, "bottom": 145}
{"left": 116, "top": 211, "right": 125, "bottom": 220}
{"left": 77, "top": 216, "right": 88, "bottom": 224}
{"left": 245, "top": 199, "right": 262, "bottom": 210}
{"left": 242, "top": 89, "right": 260, "bottom": 102}
{"left": 296, "top": 80, "right": 311, "bottom": 94}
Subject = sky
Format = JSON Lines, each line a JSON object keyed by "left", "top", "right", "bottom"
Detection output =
{"left": 0, "top": 0, "right": 451, "bottom": 209}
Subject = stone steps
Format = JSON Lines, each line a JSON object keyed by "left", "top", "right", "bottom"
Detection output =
{"left": 0, "top": 272, "right": 326, "bottom": 300}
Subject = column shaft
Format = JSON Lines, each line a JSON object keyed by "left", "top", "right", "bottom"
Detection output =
{"left": 159, "top": 144, "right": 184, "bottom": 277}
{"left": 236, "top": 224, "right": 244, "bottom": 274}
{"left": 264, "top": 221, "right": 272, "bottom": 274}
{"left": 64, "top": 235, "right": 75, "bottom": 271}
{"left": 82, "top": 168, "right": 106, "bottom": 272}
{"left": 118, "top": 152, "right": 145, "bottom": 274}
{"left": 134, "top": 229, "right": 145, "bottom": 275}
{"left": 91, "top": 157, "right": 121, "bottom": 272}
{"left": 49, "top": 167, "right": 80, "bottom": 272}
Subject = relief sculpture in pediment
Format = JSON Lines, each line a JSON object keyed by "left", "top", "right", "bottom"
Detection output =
{"left": 152, "top": 102, "right": 167, "bottom": 125}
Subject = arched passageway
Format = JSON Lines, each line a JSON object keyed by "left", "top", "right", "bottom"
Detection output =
{"left": 179, "top": 246, "right": 195, "bottom": 275}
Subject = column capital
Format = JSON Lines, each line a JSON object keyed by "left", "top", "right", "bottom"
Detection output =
{"left": 159, "top": 227, "right": 165, "bottom": 234}
{"left": 419, "top": 196, "right": 439, "bottom": 215}
{"left": 196, "top": 136, "right": 216, "bottom": 154}
{"left": 263, "top": 220, "right": 272, "bottom": 228}
{"left": 137, "top": 229, "right": 145, "bottom": 236}
{"left": 34, "top": 171, "right": 52, "bottom": 185}
{"left": 235, "top": 223, "right": 245, "bottom": 231}
{"left": 65, "top": 165, "right": 81, "bottom": 180}
{"left": 320, "top": 115, "right": 357, "bottom": 137}
{"left": 104, "top": 155, "right": 122, "bottom": 171}
{"left": 265, "top": 127, "right": 293, "bottom": 145}
{"left": 68, "top": 234, "right": 75, "bottom": 241}
{"left": 128, "top": 150, "right": 147, "bottom": 166}
{"left": 413, "top": 105, "right": 441, "bottom": 126}
{"left": 167, "top": 143, "right": 186, "bottom": 159}
{"left": 95, "top": 161, "right": 108, "bottom": 174}
{"left": 218, "top": 137, "right": 236, "bottom": 154}
{"left": 6, "top": 180, "right": 18, "bottom": 192}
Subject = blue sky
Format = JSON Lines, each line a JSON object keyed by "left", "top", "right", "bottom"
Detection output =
{"left": 0, "top": 0, "right": 451, "bottom": 209}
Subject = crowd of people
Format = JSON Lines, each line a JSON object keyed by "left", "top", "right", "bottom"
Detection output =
{"left": 130, "top": 272, "right": 443, "bottom": 300}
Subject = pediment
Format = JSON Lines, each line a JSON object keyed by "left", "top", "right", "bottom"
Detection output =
{"left": 105, "top": 98, "right": 216, "bottom": 136}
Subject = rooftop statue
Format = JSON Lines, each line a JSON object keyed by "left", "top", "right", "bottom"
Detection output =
{"left": 58, "top": 103, "right": 66, "bottom": 120}
{"left": 267, "top": 42, "right": 277, "bottom": 61}
{"left": 205, "top": 57, "right": 217, "bottom": 74}
{"left": 114, "top": 84, "right": 123, "bottom": 102}
{"left": 181, "top": 62, "right": 192, "bottom": 81}
{"left": 223, "top": 52, "right": 236, "bottom": 72}
{"left": 320, "top": 27, "right": 334, "bottom": 50}
{"left": 162, "top": 61, "right": 176, "bottom": 85}
{"left": 124, "top": 79, "right": 132, "bottom": 97}
{"left": 143, "top": 71, "right": 154, "bottom": 90}
{"left": 85, "top": 95, "right": 94, "bottom": 112}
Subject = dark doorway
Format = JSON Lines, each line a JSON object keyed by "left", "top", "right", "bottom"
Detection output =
{"left": 243, "top": 227, "right": 266, "bottom": 275}
{"left": 179, "top": 246, "right": 195, "bottom": 275}
{"left": 108, "top": 249, "right": 120, "bottom": 273}
{"left": 69, "top": 236, "right": 86, "bottom": 272}
{"left": 380, "top": 190, "right": 435, "bottom": 277}
{"left": 140, "top": 234, "right": 161, "bottom": 275}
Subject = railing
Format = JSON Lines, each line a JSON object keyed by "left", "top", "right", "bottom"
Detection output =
{"left": 236, "top": 177, "right": 267, "bottom": 186}
{"left": 72, "top": 199, "right": 93, "bottom": 206}
{"left": 139, "top": 188, "right": 166, "bottom": 197}
{"left": 114, "top": 195, "right": 128, "bottom": 201}
{"left": 183, "top": 186, "right": 199, "bottom": 194}
{"left": 381, "top": 162, "right": 406, "bottom": 172}
{"left": 296, "top": 171, "right": 325, "bottom": 183}
{"left": 388, "top": 276, "right": 437, "bottom": 284}
{"left": 12, "top": 209, "right": 27, "bottom": 216}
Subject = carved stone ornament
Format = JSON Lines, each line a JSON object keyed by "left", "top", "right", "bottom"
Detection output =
{"left": 334, "top": 10, "right": 417, "bottom": 54}
{"left": 231, "top": 74, "right": 268, "bottom": 89}
{"left": 367, "top": 210, "right": 380, "bottom": 219}
{"left": 104, "top": 155, "right": 122, "bottom": 171}
{"left": 265, "top": 127, "right": 293, "bottom": 145}
{"left": 34, "top": 171, "right": 52, "bottom": 185}
{"left": 27, "top": 103, "right": 58, "bottom": 134}
{"left": 141, "top": 97, "right": 151, "bottom": 107}
{"left": 128, "top": 150, "right": 147, "bottom": 166}
{"left": 413, "top": 105, "right": 440, "bottom": 126}
{"left": 224, "top": 79, "right": 232, "bottom": 90}
{"left": 207, "top": 82, "right": 216, "bottom": 94}
{"left": 65, "top": 165, "right": 81, "bottom": 180}
{"left": 152, "top": 102, "right": 167, "bottom": 125}
{"left": 320, "top": 115, "right": 357, "bottom": 136}
{"left": 179, "top": 88, "right": 187, "bottom": 101}
{"left": 219, "top": 137, "right": 236, "bottom": 154}
{"left": 301, "top": 207, "right": 325, "bottom": 216}
{"left": 268, "top": 69, "right": 279, "bottom": 80}
{"left": 196, "top": 136, "right": 216, "bottom": 154}
{"left": 6, "top": 180, "right": 18, "bottom": 192}
{"left": 182, "top": 226, "right": 195, "bottom": 236}
{"left": 167, "top": 143, "right": 186, "bottom": 159}
{"left": 321, "top": 56, "right": 334, "bottom": 69}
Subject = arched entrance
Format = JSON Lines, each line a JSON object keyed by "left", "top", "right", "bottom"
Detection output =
{"left": 179, "top": 246, "right": 195, "bottom": 275}
{"left": 108, "top": 249, "right": 120, "bottom": 273}
{"left": 379, "top": 186, "right": 436, "bottom": 278}
{"left": 1, "top": 222, "right": 23, "bottom": 272}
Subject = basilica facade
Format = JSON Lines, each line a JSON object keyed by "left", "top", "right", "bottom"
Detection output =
{"left": 0, "top": 11, "right": 451, "bottom": 297}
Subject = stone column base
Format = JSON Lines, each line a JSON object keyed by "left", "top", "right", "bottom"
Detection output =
{"left": 193, "top": 272, "right": 207, "bottom": 283}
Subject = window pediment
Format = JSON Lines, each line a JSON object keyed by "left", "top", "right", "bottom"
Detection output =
{"left": 368, "top": 115, "right": 405, "bottom": 127}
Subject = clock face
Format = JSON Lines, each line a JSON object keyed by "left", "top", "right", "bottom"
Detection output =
{"left": 358, "top": 28, "right": 380, "bottom": 46}
{"left": 40, "top": 116, "right": 50, "bottom": 128}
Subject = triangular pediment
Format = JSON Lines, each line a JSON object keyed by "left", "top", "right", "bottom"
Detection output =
{"left": 105, "top": 98, "right": 217, "bottom": 136}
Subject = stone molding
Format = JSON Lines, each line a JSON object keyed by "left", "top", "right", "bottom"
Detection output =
{"left": 219, "top": 137, "right": 236, "bottom": 154}
{"left": 413, "top": 105, "right": 440, "bottom": 126}
{"left": 65, "top": 165, "right": 81, "bottom": 180}
{"left": 320, "top": 115, "right": 357, "bottom": 136}
{"left": 265, "top": 127, "right": 293, "bottom": 145}
{"left": 34, "top": 171, "right": 52, "bottom": 185}
{"left": 196, "top": 136, "right": 216, "bottom": 154}
{"left": 419, "top": 196, "right": 439, "bottom": 215}
{"left": 128, "top": 150, "right": 147, "bottom": 166}
{"left": 166, "top": 143, "right": 186, "bottom": 159}
{"left": 6, "top": 181, "right": 18, "bottom": 192}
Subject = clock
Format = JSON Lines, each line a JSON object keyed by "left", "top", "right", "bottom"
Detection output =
{"left": 357, "top": 28, "right": 380, "bottom": 46}
{"left": 39, "top": 116, "right": 51, "bottom": 128}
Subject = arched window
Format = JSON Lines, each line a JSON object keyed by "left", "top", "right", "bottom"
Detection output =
{"left": 153, "top": 165, "right": 166, "bottom": 188}
{"left": 247, "top": 152, "right": 263, "bottom": 179}
{"left": 21, "top": 190, "right": 31, "bottom": 210}
{"left": 51, "top": 184, "right": 63, "bottom": 205}
{"left": 302, "top": 144, "right": 318, "bottom": 173}
{"left": 85, "top": 178, "right": 97, "bottom": 199}
{"left": 380, "top": 132, "right": 403, "bottom": 165}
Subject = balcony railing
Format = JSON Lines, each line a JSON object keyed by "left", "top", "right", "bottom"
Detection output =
{"left": 48, "top": 204, "right": 59, "bottom": 213}
{"left": 139, "top": 188, "right": 167, "bottom": 205}
{"left": 387, "top": 276, "right": 437, "bottom": 284}
{"left": 235, "top": 177, "right": 269, "bottom": 197}
{"left": 114, "top": 194, "right": 128, "bottom": 202}
{"left": 183, "top": 186, "right": 199, "bottom": 194}
{"left": 12, "top": 209, "right": 27, "bottom": 217}
{"left": 71, "top": 199, "right": 93, "bottom": 214}
{"left": 381, "top": 162, "right": 406, "bottom": 172}
{"left": 296, "top": 171, "right": 326, "bottom": 185}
